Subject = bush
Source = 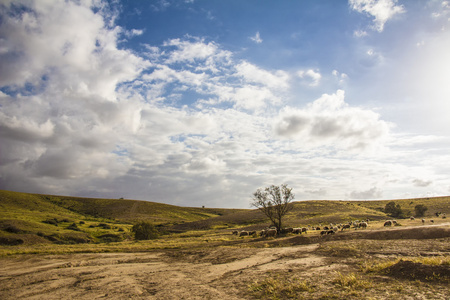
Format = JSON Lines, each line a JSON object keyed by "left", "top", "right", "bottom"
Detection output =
{"left": 131, "top": 221, "right": 159, "bottom": 240}
{"left": 414, "top": 204, "right": 428, "bottom": 217}
{"left": 385, "top": 202, "right": 404, "bottom": 218}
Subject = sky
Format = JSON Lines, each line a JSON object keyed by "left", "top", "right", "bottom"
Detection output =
{"left": 1, "top": 0, "right": 450, "bottom": 208}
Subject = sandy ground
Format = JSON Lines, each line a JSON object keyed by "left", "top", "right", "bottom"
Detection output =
{"left": 1, "top": 223, "right": 449, "bottom": 299}
{"left": 0, "top": 245, "right": 325, "bottom": 299}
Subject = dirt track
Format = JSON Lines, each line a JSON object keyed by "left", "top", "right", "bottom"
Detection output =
{"left": 0, "top": 245, "right": 325, "bottom": 299}
{"left": 1, "top": 224, "right": 449, "bottom": 299}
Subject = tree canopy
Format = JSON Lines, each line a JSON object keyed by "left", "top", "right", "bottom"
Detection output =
{"left": 251, "top": 184, "right": 294, "bottom": 232}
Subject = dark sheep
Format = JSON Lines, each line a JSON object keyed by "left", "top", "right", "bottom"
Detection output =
{"left": 384, "top": 220, "right": 392, "bottom": 227}
{"left": 341, "top": 224, "right": 351, "bottom": 230}
{"left": 264, "top": 229, "right": 277, "bottom": 237}
{"left": 292, "top": 228, "right": 302, "bottom": 234}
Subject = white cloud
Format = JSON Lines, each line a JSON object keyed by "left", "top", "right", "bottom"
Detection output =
{"left": 1, "top": 0, "right": 449, "bottom": 208}
{"left": 412, "top": 178, "right": 432, "bottom": 187}
{"left": 297, "top": 69, "right": 321, "bottom": 87}
{"left": 332, "top": 70, "right": 348, "bottom": 85}
{"left": 250, "top": 31, "right": 263, "bottom": 43}
{"left": 274, "top": 90, "right": 390, "bottom": 151}
{"left": 163, "top": 37, "right": 229, "bottom": 66}
{"left": 236, "top": 62, "right": 290, "bottom": 90}
{"left": 354, "top": 29, "right": 368, "bottom": 37}
{"left": 349, "top": 0, "right": 405, "bottom": 32}
{"left": 350, "top": 187, "right": 382, "bottom": 199}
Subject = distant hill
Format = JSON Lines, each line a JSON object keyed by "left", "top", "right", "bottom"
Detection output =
{"left": 1, "top": 189, "right": 449, "bottom": 246}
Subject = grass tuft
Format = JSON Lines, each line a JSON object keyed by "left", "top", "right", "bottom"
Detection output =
{"left": 332, "top": 272, "right": 372, "bottom": 290}
{"left": 248, "top": 276, "right": 314, "bottom": 299}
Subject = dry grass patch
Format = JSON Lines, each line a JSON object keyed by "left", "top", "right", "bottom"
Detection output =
{"left": 248, "top": 275, "right": 315, "bottom": 299}
{"left": 332, "top": 271, "right": 373, "bottom": 290}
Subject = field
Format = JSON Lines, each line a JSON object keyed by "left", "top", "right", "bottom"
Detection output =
{"left": 0, "top": 190, "right": 449, "bottom": 299}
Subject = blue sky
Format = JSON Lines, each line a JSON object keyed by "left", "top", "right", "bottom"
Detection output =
{"left": 1, "top": 0, "right": 450, "bottom": 208}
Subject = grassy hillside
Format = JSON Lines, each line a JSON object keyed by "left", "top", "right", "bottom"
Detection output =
{"left": 0, "top": 190, "right": 246, "bottom": 246}
{"left": 1, "top": 189, "right": 448, "bottom": 249}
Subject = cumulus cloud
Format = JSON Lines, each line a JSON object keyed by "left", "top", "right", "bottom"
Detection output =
{"left": 236, "top": 62, "right": 290, "bottom": 90}
{"left": 412, "top": 179, "right": 432, "bottom": 187}
{"left": 297, "top": 69, "right": 321, "bottom": 87}
{"left": 349, "top": 0, "right": 405, "bottom": 32}
{"left": 274, "top": 90, "right": 390, "bottom": 151}
{"left": 5, "top": 0, "right": 439, "bottom": 208}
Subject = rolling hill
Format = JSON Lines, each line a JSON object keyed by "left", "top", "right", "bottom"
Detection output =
{"left": 1, "top": 189, "right": 449, "bottom": 246}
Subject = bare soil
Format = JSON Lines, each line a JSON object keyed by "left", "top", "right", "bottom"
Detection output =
{"left": 1, "top": 223, "right": 449, "bottom": 299}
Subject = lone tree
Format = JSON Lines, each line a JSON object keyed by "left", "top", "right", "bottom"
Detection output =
{"left": 251, "top": 184, "right": 294, "bottom": 232}
{"left": 414, "top": 204, "right": 428, "bottom": 217}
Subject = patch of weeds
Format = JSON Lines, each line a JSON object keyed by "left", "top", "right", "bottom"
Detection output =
{"left": 248, "top": 276, "right": 314, "bottom": 299}
{"left": 360, "top": 258, "right": 400, "bottom": 273}
{"left": 332, "top": 272, "right": 372, "bottom": 290}
{"left": 411, "top": 256, "right": 450, "bottom": 266}
{"left": 361, "top": 257, "right": 450, "bottom": 282}
{"left": 317, "top": 243, "right": 363, "bottom": 258}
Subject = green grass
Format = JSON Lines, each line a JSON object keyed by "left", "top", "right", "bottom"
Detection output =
{"left": 1, "top": 189, "right": 449, "bottom": 253}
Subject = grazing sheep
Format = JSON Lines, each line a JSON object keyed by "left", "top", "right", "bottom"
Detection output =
{"left": 341, "top": 224, "right": 351, "bottom": 231}
{"left": 327, "top": 230, "right": 335, "bottom": 235}
{"left": 292, "top": 228, "right": 301, "bottom": 234}
{"left": 359, "top": 222, "right": 368, "bottom": 229}
{"left": 320, "top": 230, "right": 327, "bottom": 235}
{"left": 316, "top": 227, "right": 321, "bottom": 231}
{"left": 392, "top": 220, "right": 397, "bottom": 225}
{"left": 301, "top": 227, "right": 307, "bottom": 234}
{"left": 410, "top": 216, "right": 415, "bottom": 220}
{"left": 239, "top": 231, "right": 249, "bottom": 237}
{"left": 384, "top": 220, "right": 392, "bottom": 227}
{"left": 264, "top": 229, "right": 277, "bottom": 237}
{"left": 430, "top": 219, "right": 434, "bottom": 223}
{"left": 280, "top": 227, "right": 293, "bottom": 234}
{"left": 232, "top": 230, "right": 238, "bottom": 235}
{"left": 323, "top": 226, "right": 329, "bottom": 230}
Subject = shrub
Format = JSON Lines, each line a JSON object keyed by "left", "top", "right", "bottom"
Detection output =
{"left": 384, "top": 202, "right": 404, "bottom": 218}
{"left": 414, "top": 204, "right": 428, "bottom": 217}
{"left": 67, "top": 223, "right": 80, "bottom": 231}
{"left": 131, "top": 221, "right": 159, "bottom": 240}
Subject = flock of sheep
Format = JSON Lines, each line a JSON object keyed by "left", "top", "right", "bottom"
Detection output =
{"left": 232, "top": 213, "right": 447, "bottom": 238}
{"left": 232, "top": 219, "right": 370, "bottom": 238}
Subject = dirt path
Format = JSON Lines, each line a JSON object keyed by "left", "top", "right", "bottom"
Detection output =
{"left": 0, "top": 244, "right": 326, "bottom": 300}
{"left": 1, "top": 223, "right": 449, "bottom": 299}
